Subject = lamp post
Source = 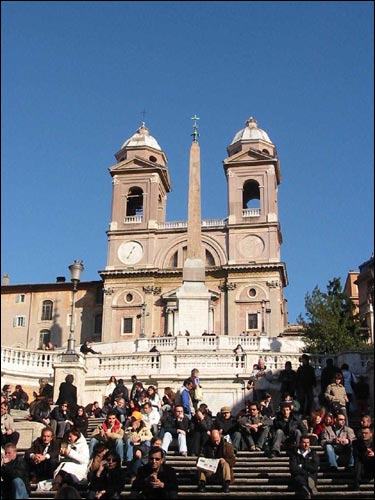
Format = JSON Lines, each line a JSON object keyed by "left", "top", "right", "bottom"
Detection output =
{"left": 140, "top": 303, "right": 146, "bottom": 338}
{"left": 66, "top": 260, "right": 84, "bottom": 354}
{"left": 260, "top": 300, "right": 266, "bottom": 336}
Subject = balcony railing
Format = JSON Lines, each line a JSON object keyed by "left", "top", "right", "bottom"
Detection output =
{"left": 243, "top": 208, "right": 260, "bottom": 217}
{"left": 124, "top": 215, "right": 142, "bottom": 224}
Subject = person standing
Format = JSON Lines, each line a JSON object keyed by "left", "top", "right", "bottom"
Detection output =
{"left": 341, "top": 363, "right": 358, "bottom": 415}
{"left": 278, "top": 361, "right": 297, "bottom": 398}
{"left": 190, "top": 369, "right": 203, "bottom": 410}
{"left": 296, "top": 354, "right": 317, "bottom": 418}
{"left": 250, "top": 357, "right": 273, "bottom": 402}
{"left": 55, "top": 374, "right": 78, "bottom": 414}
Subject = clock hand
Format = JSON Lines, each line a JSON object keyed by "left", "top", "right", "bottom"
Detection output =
{"left": 126, "top": 245, "right": 136, "bottom": 259}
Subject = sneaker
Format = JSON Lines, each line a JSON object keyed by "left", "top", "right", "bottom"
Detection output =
{"left": 198, "top": 481, "right": 206, "bottom": 492}
{"left": 249, "top": 445, "right": 256, "bottom": 451}
{"left": 301, "top": 485, "right": 311, "bottom": 499}
{"left": 308, "top": 477, "right": 318, "bottom": 495}
{"left": 255, "top": 446, "right": 262, "bottom": 451}
{"left": 180, "top": 451, "right": 187, "bottom": 456}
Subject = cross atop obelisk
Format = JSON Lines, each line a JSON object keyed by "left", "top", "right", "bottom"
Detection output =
{"left": 191, "top": 114, "right": 200, "bottom": 142}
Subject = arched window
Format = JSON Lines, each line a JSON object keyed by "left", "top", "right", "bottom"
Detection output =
{"left": 243, "top": 180, "right": 260, "bottom": 209}
{"left": 41, "top": 300, "right": 53, "bottom": 321}
{"left": 126, "top": 187, "right": 143, "bottom": 216}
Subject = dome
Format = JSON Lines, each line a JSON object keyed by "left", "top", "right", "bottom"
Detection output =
{"left": 230, "top": 117, "right": 272, "bottom": 145}
{"left": 121, "top": 122, "right": 162, "bottom": 151}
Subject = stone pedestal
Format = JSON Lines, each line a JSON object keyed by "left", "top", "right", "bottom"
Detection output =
{"left": 176, "top": 278, "right": 210, "bottom": 337}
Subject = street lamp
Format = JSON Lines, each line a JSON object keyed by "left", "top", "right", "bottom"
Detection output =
{"left": 140, "top": 303, "right": 146, "bottom": 338}
{"left": 260, "top": 300, "right": 266, "bottom": 336}
{"left": 66, "top": 260, "right": 84, "bottom": 354}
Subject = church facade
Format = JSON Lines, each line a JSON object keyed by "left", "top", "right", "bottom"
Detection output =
{"left": 1, "top": 117, "right": 289, "bottom": 349}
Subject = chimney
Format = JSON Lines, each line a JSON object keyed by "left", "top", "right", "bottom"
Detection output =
{"left": 56, "top": 276, "right": 66, "bottom": 283}
{"left": 2, "top": 273, "right": 9, "bottom": 286}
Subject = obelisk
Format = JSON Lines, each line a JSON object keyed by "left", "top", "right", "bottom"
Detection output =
{"left": 176, "top": 116, "right": 210, "bottom": 336}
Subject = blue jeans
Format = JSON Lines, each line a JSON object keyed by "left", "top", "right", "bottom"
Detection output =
{"left": 89, "top": 437, "right": 124, "bottom": 461}
{"left": 12, "top": 477, "right": 29, "bottom": 499}
{"left": 325, "top": 444, "right": 354, "bottom": 467}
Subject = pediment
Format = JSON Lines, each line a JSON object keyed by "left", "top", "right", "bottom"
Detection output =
{"left": 224, "top": 147, "right": 275, "bottom": 165}
{"left": 109, "top": 155, "right": 164, "bottom": 173}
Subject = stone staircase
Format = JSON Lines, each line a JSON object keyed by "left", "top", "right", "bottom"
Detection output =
{"left": 25, "top": 417, "right": 374, "bottom": 500}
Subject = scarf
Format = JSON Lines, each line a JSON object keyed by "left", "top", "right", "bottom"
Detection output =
{"left": 102, "top": 418, "right": 121, "bottom": 433}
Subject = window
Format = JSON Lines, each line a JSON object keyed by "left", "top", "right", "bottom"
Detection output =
{"left": 13, "top": 316, "right": 26, "bottom": 327}
{"left": 126, "top": 187, "right": 143, "bottom": 217}
{"left": 247, "top": 313, "right": 258, "bottom": 330}
{"left": 243, "top": 180, "right": 260, "bottom": 210}
{"left": 126, "top": 293, "right": 134, "bottom": 303}
{"left": 39, "top": 329, "right": 51, "bottom": 348}
{"left": 248, "top": 288, "right": 257, "bottom": 298}
{"left": 122, "top": 317, "right": 133, "bottom": 335}
{"left": 94, "top": 314, "right": 103, "bottom": 335}
{"left": 41, "top": 300, "right": 53, "bottom": 321}
{"left": 16, "top": 294, "right": 25, "bottom": 303}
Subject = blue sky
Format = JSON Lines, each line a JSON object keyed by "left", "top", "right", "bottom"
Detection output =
{"left": 1, "top": 1, "right": 374, "bottom": 323}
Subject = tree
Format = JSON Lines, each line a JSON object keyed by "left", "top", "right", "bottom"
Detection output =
{"left": 297, "top": 277, "right": 369, "bottom": 354}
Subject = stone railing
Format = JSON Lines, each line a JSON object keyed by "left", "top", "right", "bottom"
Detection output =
{"left": 1, "top": 344, "right": 372, "bottom": 387}
{"left": 243, "top": 208, "right": 261, "bottom": 217}
{"left": 157, "top": 218, "right": 227, "bottom": 230}
{"left": 124, "top": 215, "right": 142, "bottom": 224}
{"left": 1, "top": 347, "right": 61, "bottom": 379}
{"left": 135, "top": 335, "right": 261, "bottom": 352}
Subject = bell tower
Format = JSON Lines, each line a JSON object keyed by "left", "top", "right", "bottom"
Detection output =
{"left": 223, "top": 117, "right": 282, "bottom": 265}
{"left": 106, "top": 122, "right": 171, "bottom": 271}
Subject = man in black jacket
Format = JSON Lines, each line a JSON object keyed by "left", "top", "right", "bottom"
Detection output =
{"left": 160, "top": 405, "right": 189, "bottom": 456}
{"left": 129, "top": 446, "right": 178, "bottom": 499}
{"left": 352, "top": 426, "right": 374, "bottom": 489}
{"left": 213, "top": 406, "right": 242, "bottom": 454}
{"left": 269, "top": 402, "right": 307, "bottom": 458}
{"left": 289, "top": 435, "right": 319, "bottom": 499}
{"left": 24, "top": 427, "right": 60, "bottom": 482}
{"left": 1, "top": 443, "right": 31, "bottom": 499}
{"left": 238, "top": 402, "right": 273, "bottom": 451}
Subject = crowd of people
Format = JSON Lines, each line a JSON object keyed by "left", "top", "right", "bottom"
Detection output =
{"left": 1, "top": 357, "right": 373, "bottom": 499}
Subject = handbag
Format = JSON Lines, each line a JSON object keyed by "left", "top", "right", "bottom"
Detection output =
{"left": 330, "top": 401, "right": 344, "bottom": 414}
{"left": 194, "top": 385, "right": 203, "bottom": 401}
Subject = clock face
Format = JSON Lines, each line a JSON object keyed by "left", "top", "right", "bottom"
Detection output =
{"left": 118, "top": 241, "right": 144, "bottom": 265}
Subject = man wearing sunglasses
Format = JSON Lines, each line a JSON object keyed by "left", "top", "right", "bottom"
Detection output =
{"left": 129, "top": 446, "right": 178, "bottom": 499}
{"left": 321, "top": 412, "right": 355, "bottom": 471}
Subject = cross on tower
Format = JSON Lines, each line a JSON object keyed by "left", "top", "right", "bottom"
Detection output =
{"left": 141, "top": 109, "right": 147, "bottom": 123}
{"left": 191, "top": 114, "right": 200, "bottom": 142}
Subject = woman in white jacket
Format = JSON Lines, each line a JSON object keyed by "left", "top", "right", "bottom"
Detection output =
{"left": 54, "top": 427, "right": 90, "bottom": 483}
